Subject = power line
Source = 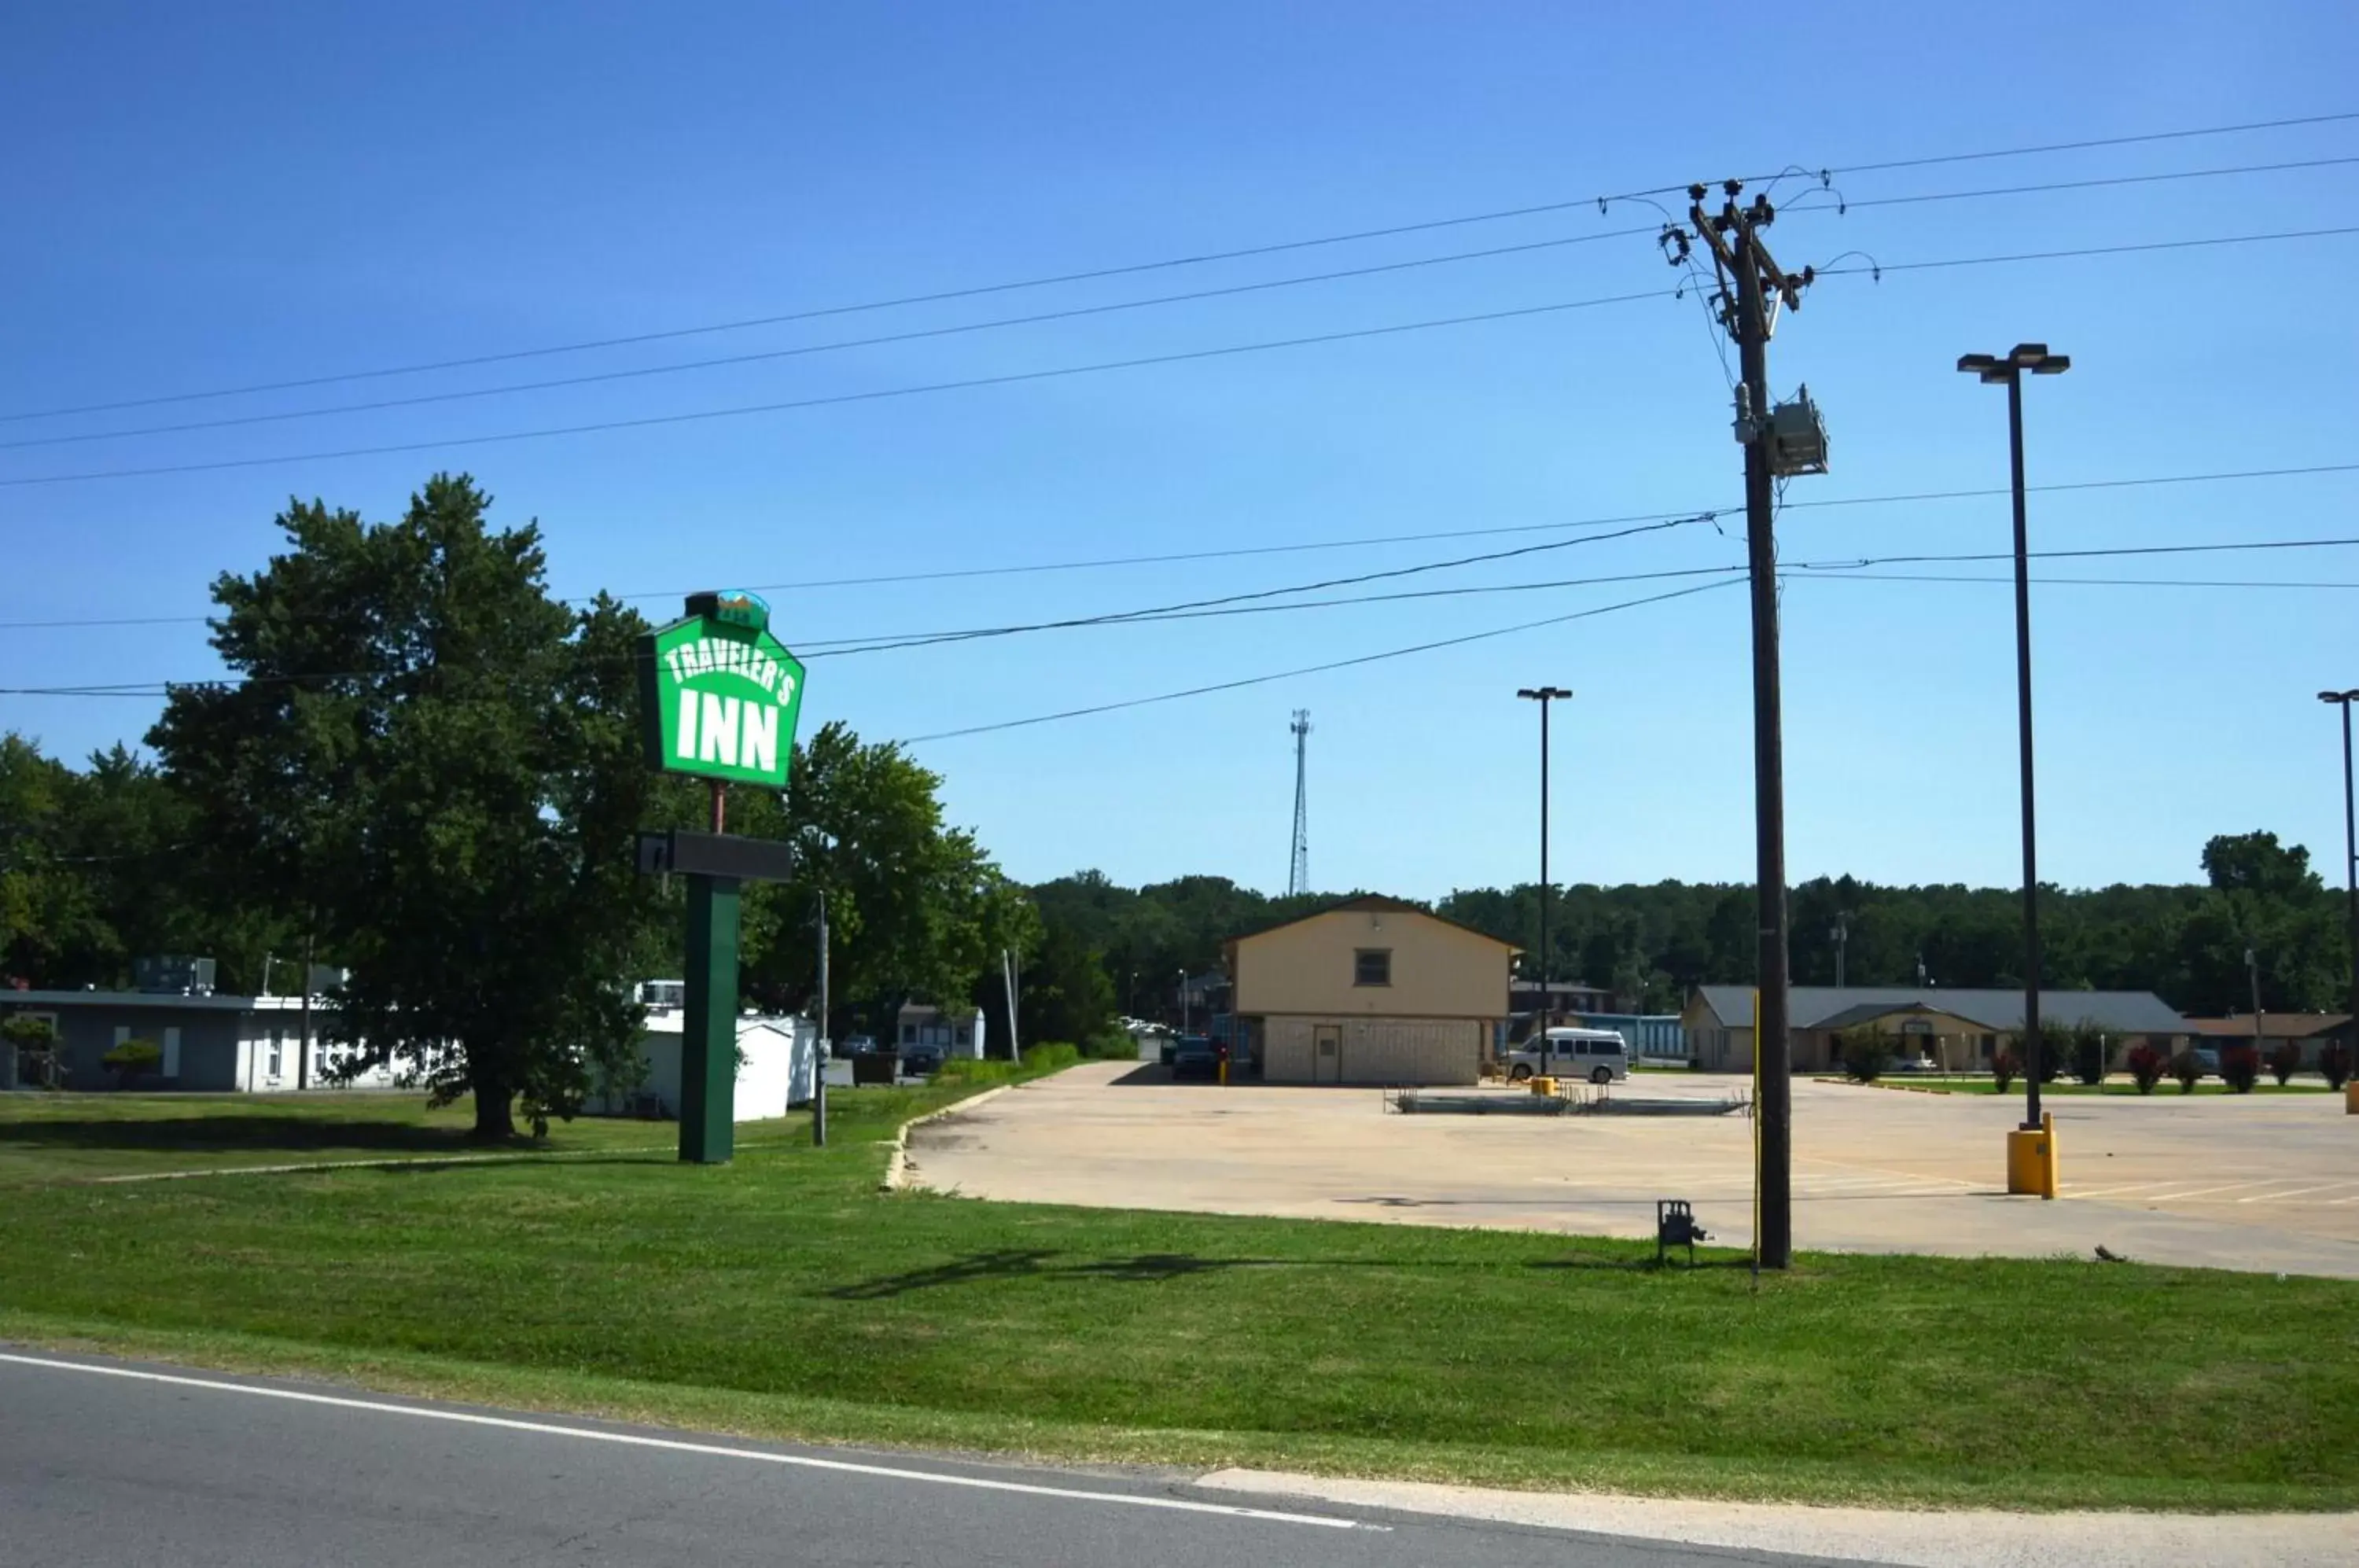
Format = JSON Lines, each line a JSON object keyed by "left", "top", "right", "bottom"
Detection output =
{"left": 1816, "top": 225, "right": 2359, "bottom": 278}
{"left": 5, "top": 458, "right": 2354, "bottom": 632}
{"left": 797, "top": 515, "right": 1713, "bottom": 656}
{"left": 0, "top": 288, "right": 1670, "bottom": 488}
{"left": 17, "top": 156, "right": 2356, "bottom": 456}
{"left": 1788, "top": 572, "right": 2359, "bottom": 590}
{"left": 891, "top": 578, "right": 1750, "bottom": 744}
{"left": 1830, "top": 155, "right": 2359, "bottom": 213}
{"left": 13, "top": 221, "right": 2357, "bottom": 491}
{"left": 6, "top": 108, "right": 2351, "bottom": 428}
{"left": 0, "top": 226, "right": 1663, "bottom": 453}
{"left": 1819, "top": 109, "right": 2359, "bottom": 179}
{"left": 9, "top": 532, "right": 2352, "bottom": 698}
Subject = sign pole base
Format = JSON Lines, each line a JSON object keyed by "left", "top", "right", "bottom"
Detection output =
{"left": 679, "top": 872, "right": 742, "bottom": 1164}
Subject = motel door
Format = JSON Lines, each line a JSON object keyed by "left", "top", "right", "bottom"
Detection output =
{"left": 1312, "top": 1025, "right": 1342, "bottom": 1084}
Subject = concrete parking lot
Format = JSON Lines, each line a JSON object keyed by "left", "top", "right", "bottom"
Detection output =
{"left": 907, "top": 1062, "right": 2359, "bottom": 1278}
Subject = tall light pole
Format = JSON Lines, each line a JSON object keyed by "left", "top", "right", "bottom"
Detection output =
{"left": 1958, "top": 343, "right": 2070, "bottom": 1130}
{"left": 1517, "top": 686, "right": 1573, "bottom": 1077}
{"left": 2322, "top": 689, "right": 2359, "bottom": 1080}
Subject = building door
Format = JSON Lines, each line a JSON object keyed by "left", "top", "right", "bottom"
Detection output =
{"left": 1312, "top": 1025, "right": 1342, "bottom": 1084}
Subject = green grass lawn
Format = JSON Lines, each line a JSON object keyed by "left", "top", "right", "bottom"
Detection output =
{"left": 4, "top": 1077, "right": 2357, "bottom": 1512}
{"left": 1823, "top": 1076, "right": 2338, "bottom": 1096}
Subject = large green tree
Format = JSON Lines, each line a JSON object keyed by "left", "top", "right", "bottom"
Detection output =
{"left": 737, "top": 721, "right": 1035, "bottom": 1038}
{"left": 150, "top": 477, "right": 670, "bottom": 1137}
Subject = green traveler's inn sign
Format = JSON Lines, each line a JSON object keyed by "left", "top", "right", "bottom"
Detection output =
{"left": 638, "top": 591, "right": 806, "bottom": 789}
{"left": 633, "top": 589, "right": 809, "bottom": 1165}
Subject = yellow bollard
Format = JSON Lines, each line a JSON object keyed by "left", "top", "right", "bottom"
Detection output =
{"left": 1218, "top": 1059, "right": 1228, "bottom": 1088}
{"left": 2006, "top": 1111, "right": 2059, "bottom": 1198}
{"left": 1529, "top": 1076, "right": 1557, "bottom": 1097}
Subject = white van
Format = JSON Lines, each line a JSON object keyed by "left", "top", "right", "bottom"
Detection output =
{"left": 1502, "top": 1027, "right": 1630, "bottom": 1085}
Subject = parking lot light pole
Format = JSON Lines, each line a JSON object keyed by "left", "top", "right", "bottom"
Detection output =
{"left": 1959, "top": 344, "right": 2069, "bottom": 1132}
{"left": 2322, "top": 689, "right": 2359, "bottom": 1081}
{"left": 1517, "top": 686, "right": 1573, "bottom": 1077}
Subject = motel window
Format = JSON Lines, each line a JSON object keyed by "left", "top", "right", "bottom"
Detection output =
{"left": 1353, "top": 949, "right": 1391, "bottom": 987}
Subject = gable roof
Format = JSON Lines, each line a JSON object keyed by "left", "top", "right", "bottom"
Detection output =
{"left": 1231, "top": 894, "right": 1519, "bottom": 950}
{"left": 1691, "top": 985, "right": 2186, "bottom": 1035}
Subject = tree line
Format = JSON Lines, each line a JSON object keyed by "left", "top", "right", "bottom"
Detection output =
{"left": 1026, "top": 828, "right": 2350, "bottom": 1022}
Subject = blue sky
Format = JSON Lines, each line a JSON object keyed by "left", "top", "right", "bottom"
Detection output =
{"left": 4, "top": 2, "right": 2355, "bottom": 900}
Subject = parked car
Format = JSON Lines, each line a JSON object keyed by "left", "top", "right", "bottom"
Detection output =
{"left": 1502, "top": 1028, "right": 1629, "bottom": 1085}
{"left": 843, "top": 1034, "right": 879, "bottom": 1055}
{"left": 900, "top": 1040, "right": 945, "bottom": 1077}
{"left": 1171, "top": 1034, "right": 1224, "bottom": 1079}
{"left": 2191, "top": 1046, "right": 2220, "bottom": 1076}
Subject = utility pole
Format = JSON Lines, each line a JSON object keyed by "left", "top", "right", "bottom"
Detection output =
{"left": 1665, "top": 182, "right": 1821, "bottom": 1270}
{"left": 2246, "top": 945, "right": 2265, "bottom": 1066}
{"left": 1288, "top": 710, "right": 1312, "bottom": 898}
{"left": 1831, "top": 913, "right": 1849, "bottom": 989}
{"left": 814, "top": 886, "right": 829, "bottom": 1148}
{"left": 1517, "top": 686, "right": 1572, "bottom": 1077}
{"left": 296, "top": 929, "right": 314, "bottom": 1091}
{"left": 1003, "top": 948, "right": 1021, "bottom": 1066}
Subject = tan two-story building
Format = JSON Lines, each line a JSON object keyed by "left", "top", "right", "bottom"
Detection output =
{"left": 1228, "top": 895, "right": 1517, "bottom": 1085}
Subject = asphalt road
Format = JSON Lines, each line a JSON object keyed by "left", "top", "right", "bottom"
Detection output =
{"left": 0, "top": 1349, "right": 1870, "bottom": 1567}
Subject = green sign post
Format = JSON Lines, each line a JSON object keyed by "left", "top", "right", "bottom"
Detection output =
{"left": 635, "top": 591, "right": 806, "bottom": 1164}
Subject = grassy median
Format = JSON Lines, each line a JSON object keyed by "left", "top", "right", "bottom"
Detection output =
{"left": 3, "top": 1077, "right": 2355, "bottom": 1511}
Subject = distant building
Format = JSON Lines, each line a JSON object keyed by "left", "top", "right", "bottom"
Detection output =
{"left": 2181, "top": 1013, "right": 2352, "bottom": 1068}
{"left": 1680, "top": 985, "right": 2188, "bottom": 1073}
{"left": 896, "top": 1002, "right": 986, "bottom": 1060}
{"left": 0, "top": 986, "right": 397, "bottom": 1093}
{"left": 1228, "top": 895, "right": 1517, "bottom": 1085}
{"left": 1507, "top": 977, "right": 1614, "bottom": 1029}
{"left": 1565, "top": 1011, "right": 1686, "bottom": 1059}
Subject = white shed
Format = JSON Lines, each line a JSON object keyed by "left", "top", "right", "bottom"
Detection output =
{"left": 589, "top": 1010, "right": 819, "bottom": 1121}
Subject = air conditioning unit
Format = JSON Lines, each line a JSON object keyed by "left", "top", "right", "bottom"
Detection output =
{"left": 134, "top": 955, "right": 217, "bottom": 996}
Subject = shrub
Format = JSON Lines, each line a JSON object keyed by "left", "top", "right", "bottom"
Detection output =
{"left": 1990, "top": 1048, "right": 2018, "bottom": 1093}
{"left": 2033, "top": 1031, "right": 2069, "bottom": 1084}
{"left": 2265, "top": 1042, "right": 2303, "bottom": 1087}
{"left": 2322, "top": 1042, "right": 2352, "bottom": 1091}
{"left": 102, "top": 1036, "right": 163, "bottom": 1088}
{"left": 1838, "top": 1027, "right": 1894, "bottom": 1084}
{"left": 2070, "top": 1028, "right": 2108, "bottom": 1087}
{"left": 2220, "top": 1045, "right": 2260, "bottom": 1094}
{"left": 2125, "top": 1042, "right": 2169, "bottom": 1095}
{"left": 936, "top": 1041, "right": 1081, "bottom": 1088}
{"left": 2, "top": 1013, "right": 62, "bottom": 1088}
{"left": 2169, "top": 1050, "right": 2203, "bottom": 1094}
{"left": 1081, "top": 1032, "right": 1141, "bottom": 1062}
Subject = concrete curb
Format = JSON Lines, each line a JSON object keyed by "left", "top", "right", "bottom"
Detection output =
{"left": 881, "top": 1084, "right": 1016, "bottom": 1192}
{"left": 1192, "top": 1469, "right": 2359, "bottom": 1568}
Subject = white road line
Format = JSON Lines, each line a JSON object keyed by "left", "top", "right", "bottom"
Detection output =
{"left": 2238, "top": 1183, "right": 2358, "bottom": 1204}
{"left": 0, "top": 1353, "right": 1371, "bottom": 1532}
{"left": 2136, "top": 1180, "right": 2281, "bottom": 1203}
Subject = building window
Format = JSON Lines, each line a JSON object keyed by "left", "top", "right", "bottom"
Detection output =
{"left": 1980, "top": 1033, "right": 1997, "bottom": 1058}
{"left": 1353, "top": 949, "right": 1391, "bottom": 987}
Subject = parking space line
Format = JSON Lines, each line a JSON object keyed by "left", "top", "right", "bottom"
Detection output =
{"left": 2237, "top": 1183, "right": 2357, "bottom": 1203}
{"left": 2138, "top": 1180, "right": 2280, "bottom": 1202}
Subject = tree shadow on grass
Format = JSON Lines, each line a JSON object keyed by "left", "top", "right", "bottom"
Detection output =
{"left": 0, "top": 1116, "right": 502, "bottom": 1158}
{"left": 826, "top": 1250, "right": 1504, "bottom": 1299}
